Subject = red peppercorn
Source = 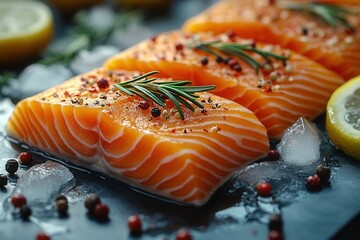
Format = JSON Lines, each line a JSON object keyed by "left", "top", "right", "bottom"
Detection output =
{"left": 128, "top": 215, "right": 142, "bottom": 234}
{"left": 36, "top": 232, "right": 51, "bottom": 240}
{"left": 268, "top": 150, "right": 280, "bottom": 161}
{"left": 97, "top": 79, "right": 109, "bottom": 89}
{"left": 268, "top": 0, "right": 276, "bottom": 5}
{"left": 11, "top": 193, "right": 27, "bottom": 208}
{"left": 227, "top": 30, "right": 236, "bottom": 39}
{"left": 228, "top": 59, "right": 238, "bottom": 68}
{"left": 256, "top": 182, "right": 272, "bottom": 197}
{"left": 223, "top": 57, "right": 231, "bottom": 65}
{"left": 232, "top": 64, "right": 242, "bottom": 72}
{"left": 268, "top": 230, "right": 283, "bottom": 240}
{"left": 176, "top": 228, "right": 193, "bottom": 240}
{"left": 200, "top": 57, "right": 209, "bottom": 66}
{"left": 139, "top": 101, "right": 150, "bottom": 110}
{"left": 19, "top": 152, "right": 33, "bottom": 164}
{"left": 94, "top": 203, "right": 109, "bottom": 220}
{"left": 306, "top": 175, "right": 321, "bottom": 191}
{"left": 175, "top": 43, "right": 184, "bottom": 51}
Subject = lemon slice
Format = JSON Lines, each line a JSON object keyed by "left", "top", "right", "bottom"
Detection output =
{"left": 0, "top": 1, "right": 53, "bottom": 66}
{"left": 326, "top": 75, "right": 360, "bottom": 161}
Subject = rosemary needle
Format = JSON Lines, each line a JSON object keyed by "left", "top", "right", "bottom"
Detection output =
{"left": 114, "top": 71, "right": 215, "bottom": 120}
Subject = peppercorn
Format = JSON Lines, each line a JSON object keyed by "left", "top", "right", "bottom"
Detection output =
{"left": 56, "top": 199, "right": 68, "bottom": 216}
{"left": 5, "top": 159, "right": 19, "bottom": 174}
{"left": 316, "top": 165, "right": 331, "bottom": 183}
{"left": 268, "top": 213, "right": 283, "bottom": 231}
{"left": 128, "top": 214, "right": 142, "bottom": 235}
{"left": 97, "top": 79, "right": 109, "bottom": 89}
{"left": 200, "top": 57, "right": 209, "bottom": 66}
{"left": 36, "top": 232, "right": 51, "bottom": 240}
{"left": 175, "top": 43, "right": 184, "bottom": 51}
{"left": 306, "top": 175, "right": 321, "bottom": 191}
{"left": 151, "top": 108, "right": 161, "bottom": 118}
{"left": 55, "top": 194, "right": 68, "bottom": 203}
{"left": 94, "top": 203, "right": 109, "bottom": 220}
{"left": 256, "top": 182, "right": 272, "bottom": 197}
{"left": 268, "top": 230, "right": 283, "bottom": 240}
{"left": 139, "top": 101, "right": 150, "bottom": 110}
{"left": 19, "top": 152, "right": 33, "bottom": 164}
{"left": 228, "top": 59, "right": 238, "bottom": 68}
{"left": 232, "top": 64, "right": 242, "bottom": 72}
{"left": 268, "top": 150, "right": 280, "bottom": 161}
{"left": 302, "top": 27, "right": 309, "bottom": 36}
{"left": 223, "top": 57, "right": 231, "bottom": 65}
{"left": 84, "top": 193, "right": 101, "bottom": 212}
{"left": 20, "top": 205, "right": 32, "bottom": 220}
{"left": 216, "top": 56, "right": 223, "bottom": 63}
{"left": 11, "top": 193, "right": 27, "bottom": 208}
{"left": 176, "top": 228, "right": 193, "bottom": 240}
{"left": 0, "top": 174, "right": 7, "bottom": 187}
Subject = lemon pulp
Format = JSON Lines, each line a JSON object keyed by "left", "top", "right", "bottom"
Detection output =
{"left": 326, "top": 75, "right": 360, "bottom": 161}
{"left": 0, "top": 1, "right": 53, "bottom": 66}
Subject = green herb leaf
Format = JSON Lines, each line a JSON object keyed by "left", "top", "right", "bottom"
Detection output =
{"left": 113, "top": 71, "right": 215, "bottom": 120}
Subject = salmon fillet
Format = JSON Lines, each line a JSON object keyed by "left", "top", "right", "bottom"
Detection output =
{"left": 104, "top": 31, "right": 345, "bottom": 139}
{"left": 182, "top": 0, "right": 360, "bottom": 80}
{"left": 6, "top": 69, "right": 269, "bottom": 206}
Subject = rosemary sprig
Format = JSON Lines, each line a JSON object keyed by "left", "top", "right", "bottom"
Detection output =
{"left": 188, "top": 40, "right": 289, "bottom": 73}
{"left": 113, "top": 71, "right": 215, "bottom": 120}
{"left": 280, "top": 2, "right": 357, "bottom": 31}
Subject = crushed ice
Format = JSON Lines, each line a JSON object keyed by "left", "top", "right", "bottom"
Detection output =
{"left": 277, "top": 117, "right": 321, "bottom": 166}
{"left": 13, "top": 161, "right": 75, "bottom": 212}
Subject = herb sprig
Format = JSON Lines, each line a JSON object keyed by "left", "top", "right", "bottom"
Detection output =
{"left": 280, "top": 2, "right": 356, "bottom": 31}
{"left": 114, "top": 71, "right": 215, "bottom": 119}
{"left": 188, "top": 40, "right": 289, "bottom": 73}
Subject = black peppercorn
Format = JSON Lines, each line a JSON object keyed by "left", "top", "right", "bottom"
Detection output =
{"left": 56, "top": 195, "right": 68, "bottom": 203}
{"left": 56, "top": 199, "right": 68, "bottom": 216}
{"left": 20, "top": 205, "right": 32, "bottom": 220}
{"left": 84, "top": 193, "right": 101, "bottom": 212}
{"left": 0, "top": 174, "right": 7, "bottom": 187}
{"left": 302, "top": 27, "right": 309, "bottom": 36}
{"left": 216, "top": 56, "right": 223, "bottom": 63}
{"left": 151, "top": 108, "right": 161, "bottom": 118}
{"left": 316, "top": 165, "right": 331, "bottom": 183}
{"left": 223, "top": 57, "right": 231, "bottom": 65}
{"left": 5, "top": 159, "right": 19, "bottom": 174}
{"left": 268, "top": 213, "right": 283, "bottom": 231}
{"left": 200, "top": 57, "right": 209, "bottom": 66}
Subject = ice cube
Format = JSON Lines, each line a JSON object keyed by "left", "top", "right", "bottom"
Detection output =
{"left": 70, "top": 45, "right": 120, "bottom": 75}
{"left": 277, "top": 117, "right": 321, "bottom": 166}
{"left": 13, "top": 161, "right": 75, "bottom": 208}
{"left": 87, "top": 5, "right": 115, "bottom": 31}
{"left": 2, "top": 64, "right": 72, "bottom": 99}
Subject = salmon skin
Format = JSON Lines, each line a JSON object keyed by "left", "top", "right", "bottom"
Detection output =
{"left": 6, "top": 69, "right": 269, "bottom": 206}
{"left": 104, "top": 31, "right": 344, "bottom": 139}
{"left": 182, "top": 0, "right": 360, "bottom": 80}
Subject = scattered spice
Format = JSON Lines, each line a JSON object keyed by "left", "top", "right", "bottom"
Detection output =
{"left": 176, "top": 228, "right": 193, "bottom": 240}
{"left": 128, "top": 214, "right": 142, "bottom": 235}
{"left": 306, "top": 175, "right": 321, "bottom": 191}
{"left": 200, "top": 57, "right": 209, "bottom": 66}
{"left": 94, "top": 203, "right": 110, "bottom": 221}
{"left": 175, "top": 43, "right": 184, "bottom": 51}
{"left": 316, "top": 165, "right": 331, "bottom": 183}
{"left": 268, "top": 213, "right": 283, "bottom": 231}
{"left": 36, "top": 232, "right": 51, "bottom": 240}
{"left": 11, "top": 193, "right": 27, "bottom": 208}
{"left": 84, "top": 193, "right": 101, "bottom": 213}
{"left": 268, "top": 230, "right": 283, "bottom": 240}
{"left": 56, "top": 199, "right": 69, "bottom": 216}
{"left": 139, "top": 101, "right": 150, "bottom": 110}
{"left": 20, "top": 205, "right": 32, "bottom": 220}
{"left": 268, "top": 150, "right": 280, "bottom": 161}
{"left": 0, "top": 174, "right": 7, "bottom": 187}
{"left": 19, "top": 152, "right": 33, "bottom": 165}
{"left": 151, "top": 108, "right": 161, "bottom": 118}
{"left": 256, "top": 182, "right": 272, "bottom": 197}
{"left": 216, "top": 56, "right": 223, "bottom": 63}
{"left": 5, "top": 159, "right": 19, "bottom": 174}
{"left": 97, "top": 79, "right": 109, "bottom": 89}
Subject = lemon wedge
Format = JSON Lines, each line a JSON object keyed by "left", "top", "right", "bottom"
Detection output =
{"left": 0, "top": 1, "right": 54, "bottom": 66}
{"left": 326, "top": 75, "right": 360, "bottom": 161}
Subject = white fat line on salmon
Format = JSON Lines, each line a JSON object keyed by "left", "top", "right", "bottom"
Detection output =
{"left": 280, "top": 85, "right": 334, "bottom": 100}
{"left": 10, "top": 108, "right": 28, "bottom": 140}
{"left": 144, "top": 154, "right": 224, "bottom": 187}
{"left": 218, "top": 131, "right": 268, "bottom": 154}
{"left": 25, "top": 102, "right": 49, "bottom": 149}
{"left": 174, "top": 186, "right": 208, "bottom": 202}
{"left": 294, "top": 67, "right": 343, "bottom": 84}
{"left": 261, "top": 94, "right": 324, "bottom": 111}
{"left": 286, "top": 74, "right": 342, "bottom": 92}
{"left": 101, "top": 139, "right": 167, "bottom": 171}
{"left": 97, "top": 112, "right": 125, "bottom": 142}
{"left": 61, "top": 107, "right": 98, "bottom": 149}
